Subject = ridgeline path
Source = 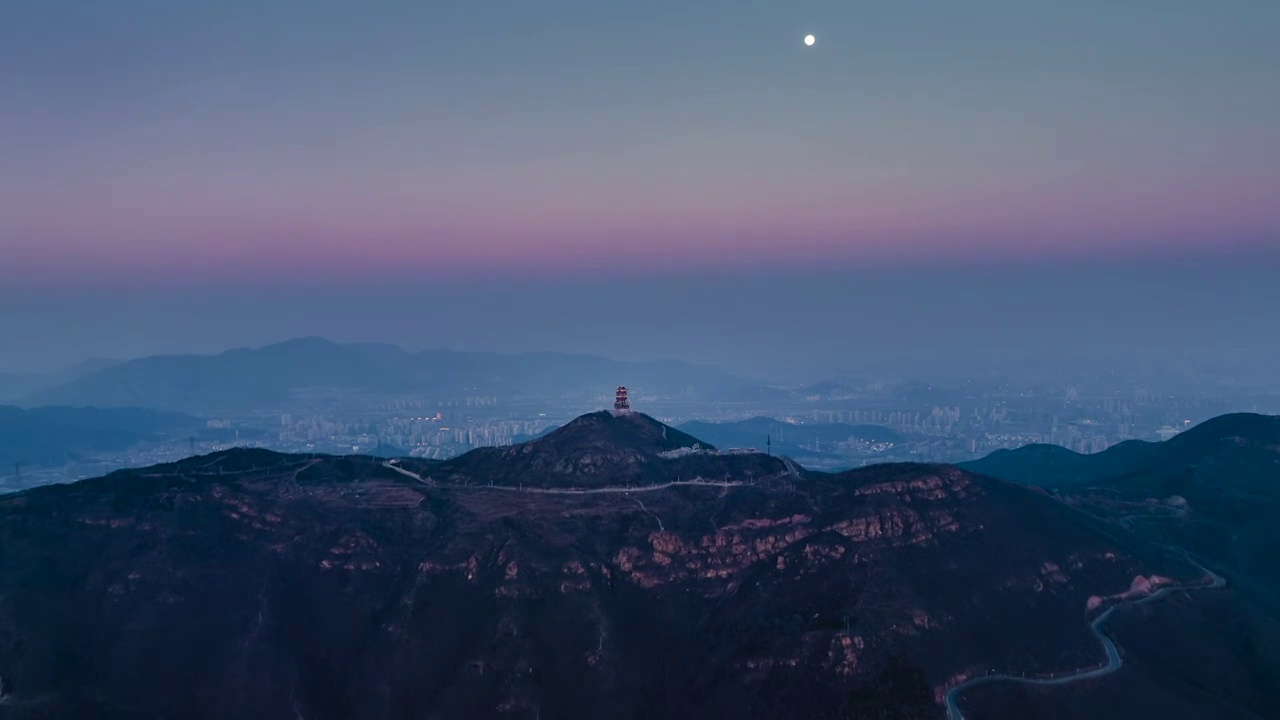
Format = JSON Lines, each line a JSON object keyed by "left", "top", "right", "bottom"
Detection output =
{"left": 381, "top": 459, "right": 797, "bottom": 495}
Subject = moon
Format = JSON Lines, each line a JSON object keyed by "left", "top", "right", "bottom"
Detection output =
{"left": 804, "top": 34, "right": 815, "bottom": 46}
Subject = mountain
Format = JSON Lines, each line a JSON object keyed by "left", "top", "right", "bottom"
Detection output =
{"left": 49, "top": 357, "right": 121, "bottom": 384}
{"left": 398, "top": 410, "right": 784, "bottom": 490}
{"left": 0, "top": 373, "right": 44, "bottom": 402}
{"left": 962, "top": 413, "right": 1280, "bottom": 492}
{"left": 962, "top": 412, "right": 1280, "bottom": 713}
{"left": 960, "top": 441, "right": 1160, "bottom": 488}
{"left": 678, "top": 417, "right": 902, "bottom": 452}
{"left": 0, "top": 404, "right": 199, "bottom": 468}
{"left": 0, "top": 359, "right": 120, "bottom": 402}
{"left": 962, "top": 415, "right": 1280, "bottom": 584}
{"left": 361, "top": 443, "right": 411, "bottom": 459}
{"left": 511, "top": 426, "right": 557, "bottom": 444}
{"left": 0, "top": 412, "right": 1264, "bottom": 719}
{"left": 20, "top": 338, "right": 755, "bottom": 413}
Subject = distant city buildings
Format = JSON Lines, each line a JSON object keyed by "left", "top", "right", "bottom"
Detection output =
{"left": 8, "top": 374, "right": 1270, "bottom": 492}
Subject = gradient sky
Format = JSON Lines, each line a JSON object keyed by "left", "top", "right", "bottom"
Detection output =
{"left": 2, "top": 0, "right": 1278, "bottom": 374}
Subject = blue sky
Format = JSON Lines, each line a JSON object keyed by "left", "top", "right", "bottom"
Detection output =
{"left": 1, "top": 0, "right": 1277, "bottom": 374}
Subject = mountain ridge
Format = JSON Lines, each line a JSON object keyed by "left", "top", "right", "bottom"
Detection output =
{"left": 0, "top": 429, "right": 1210, "bottom": 719}
{"left": 20, "top": 339, "right": 756, "bottom": 413}
{"left": 0, "top": 412, "right": 1272, "bottom": 718}
{"left": 960, "top": 413, "right": 1280, "bottom": 488}
{"left": 959, "top": 411, "right": 1280, "bottom": 718}
{"left": 0, "top": 358, "right": 120, "bottom": 402}
{"left": 0, "top": 404, "right": 199, "bottom": 469}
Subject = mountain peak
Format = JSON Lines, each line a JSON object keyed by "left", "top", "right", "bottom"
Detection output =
{"left": 22, "top": 342, "right": 754, "bottom": 413}
{"left": 274, "top": 336, "right": 338, "bottom": 348}
{"left": 404, "top": 411, "right": 786, "bottom": 489}
{"left": 535, "top": 410, "right": 714, "bottom": 454}
{"left": 1168, "top": 412, "right": 1280, "bottom": 449}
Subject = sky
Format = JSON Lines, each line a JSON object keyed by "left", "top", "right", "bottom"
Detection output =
{"left": 2, "top": 0, "right": 1278, "bottom": 376}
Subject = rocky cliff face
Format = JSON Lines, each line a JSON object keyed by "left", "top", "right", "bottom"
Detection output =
{"left": 0, "top": 414, "right": 1205, "bottom": 719}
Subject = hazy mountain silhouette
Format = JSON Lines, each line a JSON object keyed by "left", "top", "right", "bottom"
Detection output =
{"left": 0, "top": 373, "right": 43, "bottom": 402}
{"left": 0, "top": 404, "right": 198, "bottom": 468}
{"left": 20, "top": 338, "right": 754, "bottom": 413}
{"left": 0, "top": 358, "right": 119, "bottom": 402}
{"left": 48, "top": 357, "right": 122, "bottom": 383}
{"left": 0, "top": 412, "right": 1266, "bottom": 719}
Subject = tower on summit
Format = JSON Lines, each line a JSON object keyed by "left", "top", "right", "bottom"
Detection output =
{"left": 614, "top": 386, "right": 631, "bottom": 412}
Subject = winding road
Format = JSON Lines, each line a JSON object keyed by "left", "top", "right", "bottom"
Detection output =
{"left": 778, "top": 455, "right": 802, "bottom": 478}
{"left": 943, "top": 560, "right": 1226, "bottom": 719}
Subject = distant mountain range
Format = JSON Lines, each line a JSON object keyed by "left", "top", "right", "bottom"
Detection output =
{"left": 0, "top": 373, "right": 42, "bottom": 402}
{"left": 0, "top": 411, "right": 1271, "bottom": 718}
{"left": 0, "top": 404, "right": 198, "bottom": 468}
{"left": 18, "top": 338, "right": 757, "bottom": 413}
{"left": 0, "top": 358, "right": 120, "bottom": 402}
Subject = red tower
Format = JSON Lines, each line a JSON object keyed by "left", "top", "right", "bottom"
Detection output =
{"left": 614, "top": 386, "right": 630, "bottom": 412}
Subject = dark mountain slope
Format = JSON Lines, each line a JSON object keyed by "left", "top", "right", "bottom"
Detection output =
{"left": 961, "top": 413, "right": 1280, "bottom": 491}
{"left": 0, "top": 412, "right": 1219, "bottom": 719}
{"left": 960, "top": 441, "right": 1162, "bottom": 488}
{"left": 959, "top": 590, "right": 1280, "bottom": 720}
{"left": 962, "top": 412, "right": 1280, "bottom": 663}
